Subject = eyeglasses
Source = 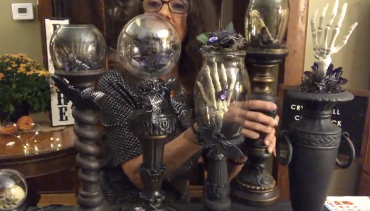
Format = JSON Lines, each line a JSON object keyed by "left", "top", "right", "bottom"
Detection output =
{"left": 143, "top": 0, "right": 190, "bottom": 14}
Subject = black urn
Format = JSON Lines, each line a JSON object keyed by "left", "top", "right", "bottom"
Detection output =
{"left": 278, "top": 90, "right": 356, "bottom": 211}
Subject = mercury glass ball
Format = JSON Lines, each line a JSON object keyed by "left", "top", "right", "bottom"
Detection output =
{"left": 0, "top": 170, "right": 27, "bottom": 210}
{"left": 117, "top": 14, "right": 181, "bottom": 79}
{"left": 50, "top": 24, "right": 107, "bottom": 72}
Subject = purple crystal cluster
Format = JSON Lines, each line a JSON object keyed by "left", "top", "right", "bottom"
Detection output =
{"left": 197, "top": 22, "right": 246, "bottom": 52}
{"left": 216, "top": 90, "right": 230, "bottom": 101}
{"left": 62, "top": 53, "right": 96, "bottom": 71}
{"left": 299, "top": 62, "right": 348, "bottom": 93}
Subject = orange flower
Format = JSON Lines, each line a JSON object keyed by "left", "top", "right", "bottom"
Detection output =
{"left": 0, "top": 73, "right": 4, "bottom": 80}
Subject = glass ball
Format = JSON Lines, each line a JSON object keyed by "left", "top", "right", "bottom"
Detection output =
{"left": 0, "top": 169, "right": 27, "bottom": 210}
{"left": 50, "top": 24, "right": 107, "bottom": 71}
{"left": 117, "top": 14, "right": 181, "bottom": 79}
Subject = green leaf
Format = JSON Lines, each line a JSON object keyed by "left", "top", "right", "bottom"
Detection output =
{"left": 196, "top": 32, "right": 212, "bottom": 44}
{"left": 225, "top": 22, "right": 234, "bottom": 32}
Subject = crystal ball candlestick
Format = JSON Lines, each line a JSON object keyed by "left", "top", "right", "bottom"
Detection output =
{"left": 50, "top": 24, "right": 107, "bottom": 87}
{"left": 230, "top": 0, "right": 290, "bottom": 206}
{"left": 117, "top": 14, "right": 181, "bottom": 211}
{"left": 50, "top": 24, "right": 109, "bottom": 211}
{"left": 117, "top": 14, "right": 181, "bottom": 79}
{"left": 0, "top": 169, "right": 28, "bottom": 211}
{"left": 230, "top": 49, "right": 288, "bottom": 207}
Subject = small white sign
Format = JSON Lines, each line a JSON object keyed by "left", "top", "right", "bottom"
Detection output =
{"left": 44, "top": 18, "right": 74, "bottom": 126}
{"left": 12, "top": 3, "right": 34, "bottom": 20}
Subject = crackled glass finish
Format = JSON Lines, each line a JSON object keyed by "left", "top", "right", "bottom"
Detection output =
{"left": 245, "top": 0, "right": 289, "bottom": 49}
{"left": 0, "top": 169, "right": 27, "bottom": 210}
{"left": 194, "top": 51, "right": 250, "bottom": 140}
{"left": 50, "top": 24, "right": 107, "bottom": 71}
{"left": 117, "top": 14, "right": 181, "bottom": 79}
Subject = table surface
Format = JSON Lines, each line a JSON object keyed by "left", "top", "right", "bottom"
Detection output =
{"left": 27, "top": 202, "right": 329, "bottom": 211}
{"left": 0, "top": 126, "right": 75, "bottom": 158}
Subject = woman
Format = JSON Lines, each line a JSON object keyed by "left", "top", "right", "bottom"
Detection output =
{"left": 98, "top": 0, "right": 279, "bottom": 204}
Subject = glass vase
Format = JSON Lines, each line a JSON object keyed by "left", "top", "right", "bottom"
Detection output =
{"left": 194, "top": 50, "right": 250, "bottom": 142}
{"left": 245, "top": 0, "right": 289, "bottom": 49}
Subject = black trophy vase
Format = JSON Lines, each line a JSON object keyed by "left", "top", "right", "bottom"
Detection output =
{"left": 278, "top": 90, "right": 356, "bottom": 211}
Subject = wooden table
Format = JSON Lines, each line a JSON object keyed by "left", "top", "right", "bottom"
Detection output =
{"left": 0, "top": 127, "right": 77, "bottom": 205}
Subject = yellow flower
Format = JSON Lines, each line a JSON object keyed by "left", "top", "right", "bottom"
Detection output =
{"left": 51, "top": 84, "right": 59, "bottom": 92}
{"left": 17, "top": 67, "right": 26, "bottom": 73}
{"left": 0, "top": 73, "right": 4, "bottom": 80}
{"left": 36, "top": 70, "right": 50, "bottom": 77}
{"left": 26, "top": 70, "right": 35, "bottom": 75}
{"left": 6, "top": 67, "right": 12, "bottom": 70}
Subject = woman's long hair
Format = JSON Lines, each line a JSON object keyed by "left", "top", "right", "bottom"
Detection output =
{"left": 118, "top": 0, "right": 219, "bottom": 95}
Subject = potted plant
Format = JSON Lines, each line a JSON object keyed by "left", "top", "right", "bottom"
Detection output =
{"left": 0, "top": 54, "right": 51, "bottom": 124}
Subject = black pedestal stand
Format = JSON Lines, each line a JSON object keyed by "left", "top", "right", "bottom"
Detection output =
{"left": 52, "top": 69, "right": 110, "bottom": 211}
{"left": 230, "top": 49, "right": 288, "bottom": 207}
{"left": 127, "top": 87, "right": 177, "bottom": 211}
{"left": 203, "top": 149, "right": 230, "bottom": 211}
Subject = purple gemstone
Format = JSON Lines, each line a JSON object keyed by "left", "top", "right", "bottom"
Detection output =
{"left": 332, "top": 67, "right": 343, "bottom": 79}
{"left": 338, "top": 77, "right": 348, "bottom": 85}
{"left": 139, "top": 60, "right": 146, "bottom": 67}
{"left": 64, "top": 64, "right": 71, "bottom": 71}
{"left": 313, "top": 62, "right": 319, "bottom": 68}
{"left": 216, "top": 90, "right": 228, "bottom": 101}
{"left": 327, "top": 64, "right": 334, "bottom": 74}
{"left": 304, "top": 71, "right": 313, "bottom": 77}
{"left": 311, "top": 62, "right": 319, "bottom": 73}
{"left": 208, "top": 37, "right": 218, "bottom": 43}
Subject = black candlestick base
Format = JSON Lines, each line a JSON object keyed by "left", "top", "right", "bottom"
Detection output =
{"left": 203, "top": 149, "right": 231, "bottom": 211}
{"left": 72, "top": 107, "right": 109, "bottom": 211}
{"left": 52, "top": 69, "right": 110, "bottom": 211}
{"left": 230, "top": 49, "right": 288, "bottom": 207}
{"left": 128, "top": 108, "right": 177, "bottom": 211}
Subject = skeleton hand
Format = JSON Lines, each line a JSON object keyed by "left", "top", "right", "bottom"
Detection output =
{"left": 196, "top": 62, "right": 237, "bottom": 127}
{"left": 311, "top": 0, "right": 357, "bottom": 79}
{"left": 51, "top": 75, "right": 106, "bottom": 110}
{"left": 249, "top": 10, "right": 274, "bottom": 43}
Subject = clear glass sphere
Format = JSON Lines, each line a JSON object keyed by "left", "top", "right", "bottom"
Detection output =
{"left": 0, "top": 169, "right": 27, "bottom": 210}
{"left": 194, "top": 51, "right": 250, "bottom": 141}
{"left": 117, "top": 14, "right": 181, "bottom": 79}
{"left": 50, "top": 24, "right": 107, "bottom": 71}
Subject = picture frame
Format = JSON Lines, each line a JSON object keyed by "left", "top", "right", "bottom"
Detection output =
{"left": 43, "top": 18, "right": 74, "bottom": 127}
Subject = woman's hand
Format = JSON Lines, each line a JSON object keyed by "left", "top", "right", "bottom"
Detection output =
{"left": 240, "top": 100, "right": 278, "bottom": 140}
{"left": 264, "top": 115, "right": 279, "bottom": 155}
{"left": 224, "top": 100, "right": 279, "bottom": 154}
